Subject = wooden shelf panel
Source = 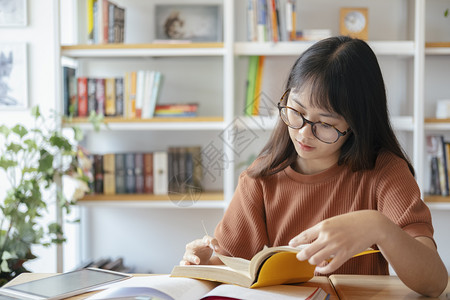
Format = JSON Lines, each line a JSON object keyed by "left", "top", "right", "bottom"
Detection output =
{"left": 61, "top": 43, "right": 225, "bottom": 58}
{"left": 77, "top": 192, "right": 225, "bottom": 209}
{"left": 234, "top": 41, "right": 415, "bottom": 56}
{"left": 79, "top": 192, "right": 224, "bottom": 202}
{"left": 425, "top": 42, "right": 450, "bottom": 55}
{"left": 63, "top": 117, "right": 225, "bottom": 131}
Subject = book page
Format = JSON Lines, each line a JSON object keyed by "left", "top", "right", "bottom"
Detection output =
{"left": 86, "top": 275, "right": 219, "bottom": 300}
{"left": 201, "top": 284, "right": 323, "bottom": 300}
{"left": 216, "top": 253, "right": 250, "bottom": 273}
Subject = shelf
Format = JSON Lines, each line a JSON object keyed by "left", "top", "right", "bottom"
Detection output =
{"left": 425, "top": 42, "right": 450, "bottom": 55}
{"left": 424, "top": 118, "right": 450, "bottom": 131}
{"left": 234, "top": 41, "right": 415, "bottom": 56}
{"left": 77, "top": 192, "right": 225, "bottom": 209}
{"left": 64, "top": 117, "right": 225, "bottom": 131}
{"left": 61, "top": 43, "right": 226, "bottom": 58}
{"left": 424, "top": 195, "right": 450, "bottom": 210}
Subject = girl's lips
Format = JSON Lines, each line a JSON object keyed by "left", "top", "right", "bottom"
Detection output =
{"left": 297, "top": 140, "right": 314, "bottom": 151}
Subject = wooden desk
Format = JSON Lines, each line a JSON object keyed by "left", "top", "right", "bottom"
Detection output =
{"left": 4, "top": 273, "right": 449, "bottom": 299}
{"left": 3, "top": 273, "right": 338, "bottom": 300}
{"left": 329, "top": 275, "right": 450, "bottom": 300}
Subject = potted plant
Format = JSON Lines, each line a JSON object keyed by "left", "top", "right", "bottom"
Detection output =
{"left": 0, "top": 106, "right": 92, "bottom": 286}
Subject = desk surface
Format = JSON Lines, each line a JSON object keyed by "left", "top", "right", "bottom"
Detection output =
{"left": 2, "top": 273, "right": 338, "bottom": 300}
{"left": 329, "top": 275, "right": 450, "bottom": 300}
{"left": 3, "top": 273, "right": 449, "bottom": 300}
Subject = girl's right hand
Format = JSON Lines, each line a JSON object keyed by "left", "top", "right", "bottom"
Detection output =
{"left": 180, "top": 235, "right": 220, "bottom": 265}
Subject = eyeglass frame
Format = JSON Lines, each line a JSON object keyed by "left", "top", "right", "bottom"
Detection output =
{"left": 277, "top": 89, "right": 351, "bottom": 144}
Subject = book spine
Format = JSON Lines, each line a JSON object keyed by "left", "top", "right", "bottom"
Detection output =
{"left": 105, "top": 77, "right": 116, "bottom": 116}
{"left": 63, "top": 66, "right": 76, "bottom": 116}
{"left": 153, "top": 151, "right": 168, "bottom": 195}
{"left": 143, "top": 153, "right": 154, "bottom": 194}
{"left": 115, "top": 77, "right": 124, "bottom": 116}
{"left": 108, "top": 2, "right": 115, "bottom": 43}
{"left": 125, "top": 153, "right": 136, "bottom": 193}
{"left": 102, "top": 0, "right": 109, "bottom": 44}
{"left": 135, "top": 70, "right": 146, "bottom": 118}
{"left": 87, "top": 0, "right": 96, "bottom": 44}
{"left": 95, "top": 78, "right": 106, "bottom": 115}
{"left": 148, "top": 71, "right": 162, "bottom": 118}
{"left": 252, "top": 56, "right": 265, "bottom": 115}
{"left": 87, "top": 78, "right": 97, "bottom": 115}
{"left": 129, "top": 71, "right": 137, "bottom": 118}
{"left": 103, "top": 153, "right": 116, "bottom": 195}
{"left": 257, "top": 0, "right": 267, "bottom": 42}
{"left": 245, "top": 56, "right": 259, "bottom": 116}
{"left": 77, "top": 77, "right": 88, "bottom": 117}
{"left": 135, "top": 153, "right": 144, "bottom": 193}
{"left": 93, "top": 154, "right": 104, "bottom": 194}
{"left": 115, "top": 153, "right": 126, "bottom": 194}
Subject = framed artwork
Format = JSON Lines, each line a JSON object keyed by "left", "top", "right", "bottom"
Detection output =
{"left": 0, "top": 43, "right": 28, "bottom": 110}
{"left": 0, "top": 0, "right": 27, "bottom": 27}
{"left": 154, "top": 4, "right": 222, "bottom": 42}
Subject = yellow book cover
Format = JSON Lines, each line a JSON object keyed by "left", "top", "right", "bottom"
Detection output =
{"left": 171, "top": 245, "right": 379, "bottom": 288}
{"left": 105, "top": 78, "right": 116, "bottom": 116}
{"left": 87, "top": 0, "right": 96, "bottom": 43}
{"left": 129, "top": 71, "right": 137, "bottom": 119}
{"left": 103, "top": 153, "right": 116, "bottom": 195}
{"left": 252, "top": 56, "right": 265, "bottom": 115}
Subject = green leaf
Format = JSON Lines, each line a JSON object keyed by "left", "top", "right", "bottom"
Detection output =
{"left": 0, "top": 157, "right": 17, "bottom": 170}
{"left": 11, "top": 124, "right": 27, "bottom": 138}
{"left": 73, "top": 126, "right": 84, "bottom": 141}
{"left": 445, "top": 9, "right": 449, "bottom": 17}
{"left": 0, "top": 125, "right": 11, "bottom": 138}
{"left": 1, "top": 260, "right": 11, "bottom": 272}
{"left": 1, "top": 251, "right": 17, "bottom": 260}
{"left": 31, "top": 106, "right": 41, "bottom": 118}
{"left": 6, "top": 142, "right": 23, "bottom": 153}
{"left": 24, "top": 139, "right": 38, "bottom": 150}
{"left": 38, "top": 150, "right": 54, "bottom": 174}
{"left": 50, "top": 134, "right": 72, "bottom": 152}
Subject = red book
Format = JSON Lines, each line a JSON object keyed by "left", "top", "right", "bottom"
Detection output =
{"left": 77, "top": 77, "right": 88, "bottom": 117}
{"left": 143, "top": 153, "right": 153, "bottom": 194}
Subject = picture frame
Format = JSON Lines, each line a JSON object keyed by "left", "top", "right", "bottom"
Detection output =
{"left": 0, "top": 43, "right": 28, "bottom": 110}
{"left": 154, "top": 4, "right": 222, "bottom": 42}
{"left": 0, "top": 0, "right": 27, "bottom": 27}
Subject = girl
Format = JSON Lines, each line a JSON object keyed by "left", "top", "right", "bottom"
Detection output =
{"left": 181, "top": 36, "right": 447, "bottom": 297}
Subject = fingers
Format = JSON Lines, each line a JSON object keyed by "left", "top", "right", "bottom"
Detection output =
{"left": 289, "top": 225, "right": 319, "bottom": 247}
{"left": 180, "top": 235, "right": 219, "bottom": 266}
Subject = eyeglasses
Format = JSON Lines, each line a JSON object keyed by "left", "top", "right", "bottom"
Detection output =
{"left": 277, "top": 90, "right": 350, "bottom": 144}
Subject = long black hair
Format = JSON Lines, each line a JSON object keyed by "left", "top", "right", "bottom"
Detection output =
{"left": 248, "top": 36, "right": 414, "bottom": 177}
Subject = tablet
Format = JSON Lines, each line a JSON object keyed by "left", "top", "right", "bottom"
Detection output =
{"left": 0, "top": 268, "right": 131, "bottom": 300}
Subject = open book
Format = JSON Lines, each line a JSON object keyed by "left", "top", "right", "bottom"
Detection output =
{"left": 171, "top": 245, "right": 380, "bottom": 288}
{"left": 86, "top": 275, "right": 328, "bottom": 300}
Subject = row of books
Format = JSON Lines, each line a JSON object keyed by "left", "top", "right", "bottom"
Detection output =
{"left": 247, "top": 0, "right": 296, "bottom": 42}
{"left": 90, "top": 147, "right": 203, "bottom": 196}
{"left": 247, "top": 0, "right": 332, "bottom": 42}
{"left": 87, "top": 0, "right": 125, "bottom": 44}
{"left": 62, "top": 67, "right": 164, "bottom": 119}
{"left": 427, "top": 135, "right": 450, "bottom": 196}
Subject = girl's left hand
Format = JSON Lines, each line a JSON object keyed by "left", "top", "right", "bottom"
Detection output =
{"left": 288, "top": 210, "right": 386, "bottom": 274}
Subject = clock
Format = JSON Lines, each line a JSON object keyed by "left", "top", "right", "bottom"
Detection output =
{"left": 340, "top": 7, "right": 368, "bottom": 40}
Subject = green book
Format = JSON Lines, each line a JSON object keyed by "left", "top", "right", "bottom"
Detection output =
{"left": 245, "top": 56, "right": 260, "bottom": 116}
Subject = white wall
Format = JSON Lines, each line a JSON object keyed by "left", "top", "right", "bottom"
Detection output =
{"left": 0, "top": 0, "right": 59, "bottom": 273}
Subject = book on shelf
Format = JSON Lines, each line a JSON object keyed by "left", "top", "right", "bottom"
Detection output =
{"left": 77, "top": 77, "right": 88, "bottom": 117}
{"left": 91, "top": 0, "right": 125, "bottom": 44}
{"left": 154, "top": 103, "right": 198, "bottom": 118}
{"left": 115, "top": 153, "right": 126, "bottom": 194}
{"left": 95, "top": 78, "right": 106, "bottom": 116}
{"left": 103, "top": 153, "right": 116, "bottom": 195}
{"left": 153, "top": 151, "right": 169, "bottom": 195}
{"left": 105, "top": 77, "right": 116, "bottom": 116}
{"left": 115, "top": 78, "right": 124, "bottom": 116}
{"left": 134, "top": 153, "right": 144, "bottom": 194}
{"left": 171, "top": 245, "right": 379, "bottom": 289}
{"left": 87, "top": 78, "right": 97, "bottom": 115}
{"left": 426, "top": 135, "right": 449, "bottom": 196}
{"left": 93, "top": 154, "right": 104, "bottom": 194}
{"left": 85, "top": 274, "right": 328, "bottom": 300}
{"left": 252, "top": 55, "right": 265, "bottom": 115}
{"left": 125, "top": 153, "right": 136, "bottom": 194}
{"left": 245, "top": 56, "right": 259, "bottom": 116}
{"left": 62, "top": 66, "right": 77, "bottom": 116}
{"left": 143, "top": 153, "right": 154, "bottom": 194}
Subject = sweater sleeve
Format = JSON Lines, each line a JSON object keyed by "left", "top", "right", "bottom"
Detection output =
{"left": 214, "top": 170, "right": 269, "bottom": 260}
{"left": 375, "top": 157, "right": 435, "bottom": 242}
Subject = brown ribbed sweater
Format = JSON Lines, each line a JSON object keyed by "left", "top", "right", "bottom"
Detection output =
{"left": 214, "top": 151, "right": 434, "bottom": 275}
